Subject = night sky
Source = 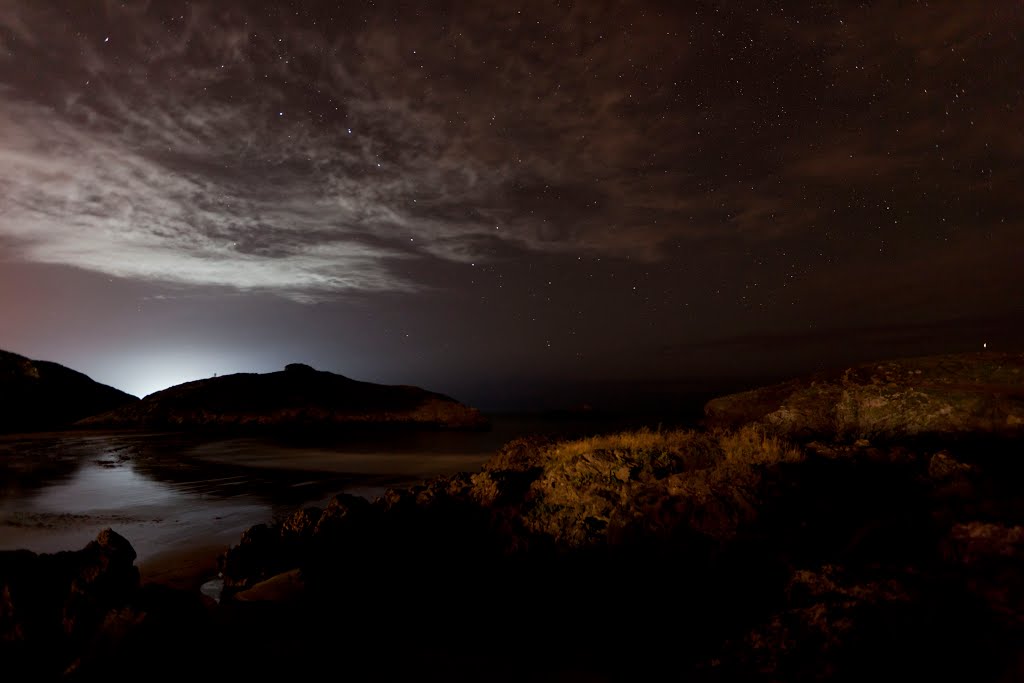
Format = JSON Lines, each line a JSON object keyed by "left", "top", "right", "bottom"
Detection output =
{"left": 1, "top": 1, "right": 1022, "bottom": 410}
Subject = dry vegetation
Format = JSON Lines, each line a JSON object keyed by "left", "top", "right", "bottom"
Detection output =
{"left": 471, "top": 425, "right": 805, "bottom": 548}
{"left": 211, "top": 416, "right": 1023, "bottom": 682}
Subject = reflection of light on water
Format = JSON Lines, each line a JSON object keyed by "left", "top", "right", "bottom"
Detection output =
{"left": 1, "top": 452, "right": 271, "bottom": 562}
{"left": 200, "top": 577, "right": 224, "bottom": 603}
{"left": 0, "top": 429, "right": 518, "bottom": 563}
{"left": 32, "top": 461, "right": 178, "bottom": 514}
{"left": 342, "top": 485, "right": 390, "bottom": 501}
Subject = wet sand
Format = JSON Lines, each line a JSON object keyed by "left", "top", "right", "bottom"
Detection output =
{"left": 0, "top": 429, "right": 496, "bottom": 580}
{"left": 138, "top": 542, "right": 227, "bottom": 591}
{"left": 0, "top": 417, "right": 646, "bottom": 589}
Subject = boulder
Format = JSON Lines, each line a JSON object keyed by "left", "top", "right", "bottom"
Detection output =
{"left": 0, "top": 529, "right": 141, "bottom": 679}
{"left": 218, "top": 524, "right": 281, "bottom": 590}
{"left": 928, "top": 451, "right": 974, "bottom": 480}
{"left": 233, "top": 569, "right": 305, "bottom": 603}
{"left": 314, "top": 493, "right": 372, "bottom": 537}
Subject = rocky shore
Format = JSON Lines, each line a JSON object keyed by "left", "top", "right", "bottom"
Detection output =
{"left": 704, "top": 351, "right": 1024, "bottom": 440}
{"left": 0, "top": 529, "right": 211, "bottom": 681}
{"left": 3, "top": 352, "right": 1022, "bottom": 681}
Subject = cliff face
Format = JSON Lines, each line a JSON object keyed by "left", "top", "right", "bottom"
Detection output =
{"left": 77, "top": 363, "right": 486, "bottom": 430}
{"left": 0, "top": 350, "right": 138, "bottom": 433}
{"left": 704, "top": 352, "right": 1024, "bottom": 441}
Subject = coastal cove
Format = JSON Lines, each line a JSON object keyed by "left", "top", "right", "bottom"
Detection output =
{"left": 2, "top": 353, "right": 1023, "bottom": 681}
{"left": 0, "top": 415, "right": 666, "bottom": 576}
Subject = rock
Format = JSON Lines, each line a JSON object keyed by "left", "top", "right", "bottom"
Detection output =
{"left": 219, "top": 495, "right": 382, "bottom": 591}
{"left": 76, "top": 363, "right": 487, "bottom": 431}
{"left": 380, "top": 487, "right": 418, "bottom": 513}
{"left": 0, "top": 349, "right": 138, "bottom": 433}
{"left": 280, "top": 507, "right": 322, "bottom": 542}
{"left": 946, "top": 522, "right": 1024, "bottom": 563}
{"left": 705, "top": 352, "right": 1024, "bottom": 441}
{"left": 66, "top": 583, "right": 213, "bottom": 680}
{"left": 944, "top": 522, "right": 1024, "bottom": 623}
{"left": 63, "top": 529, "right": 140, "bottom": 638}
{"left": 738, "top": 565, "right": 913, "bottom": 674}
{"left": 233, "top": 569, "right": 305, "bottom": 603}
{"left": 0, "top": 529, "right": 141, "bottom": 679}
{"left": 928, "top": 451, "right": 974, "bottom": 480}
{"left": 314, "top": 494, "right": 372, "bottom": 537}
{"left": 719, "top": 564, "right": 1008, "bottom": 682}
{"left": 218, "top": 524, "right": 282, "bottom": 590}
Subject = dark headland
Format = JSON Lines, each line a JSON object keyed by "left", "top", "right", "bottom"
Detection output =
{"left": 0, "top": 350, "right": 138, "bottom": 433}
{"left": 2, "top": 351, "right": 1023, "bottom": 681}
{"left": 76, "top": 362, "right": 487, "bottom": 432}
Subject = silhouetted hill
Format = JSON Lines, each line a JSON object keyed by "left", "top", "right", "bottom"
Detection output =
{"left": 77, "top": 363, "right": 486, "bottom": 431}
{"left": 0, "top": 350, "right": 138, "bottom": 433}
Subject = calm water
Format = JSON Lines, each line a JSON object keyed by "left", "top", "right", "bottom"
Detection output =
{"left": 0, "top": 416, "right": 646, "bottom": 563}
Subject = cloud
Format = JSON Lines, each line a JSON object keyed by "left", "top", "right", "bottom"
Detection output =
{"left": 0, "top": 2, "right": 730, "bottom": 300}
{"left": 0, "top": 96, "right": 415, "bottom": 298}
{"left": 0, "top": 1, "right": 1021, "bottom": 303}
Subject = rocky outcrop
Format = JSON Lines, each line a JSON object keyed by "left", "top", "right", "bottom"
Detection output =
{"left": 1, "top": 529, "right": 139, "bottom": 677}
{"left": 944, "top": 522, "right": 1024, "bottom": 625}
{"left": 1, "top": 529, "right": 214, "bottom": 681}
{"left": 0, "top": 350, "right": 138, "bottom": 433}
{"left": 704, "top": 352, "right": 1024, "bottom": 441}
{"left": 712, "top": 564, "right": 1009, "bottom": 682}
{"left": 213, "top": 420, "right": 1023, "bottom": 680}
{"left": 77, "top": 362, "right": 487, "bottom": 431}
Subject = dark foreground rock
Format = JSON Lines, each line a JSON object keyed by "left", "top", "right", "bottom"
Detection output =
{"left": 0, "top": 350, "right": 137, "bottom": 433}
{"left": 215, "top": 426, "right": 1024, "bottom": 681}
{"left": 77, "top": 362, "right": 486, "bottom": 431}
{"left": 0, "top": 530, "right": 210, "bottom": 682}
{"left": 704, "top": 352, "right": 1024, "bottom": 441}
{"left": 6, "top": 426, "right": 1022, "bottom": 681}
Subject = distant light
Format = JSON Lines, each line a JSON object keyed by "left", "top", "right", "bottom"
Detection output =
{"left": 104, "top": 37, "right": 109, "bottom": 43}
{"left": 983, "top": 342, "right": 988, "bottom": 349}
{"left": 347, "top": 128, "right": 352, "bottom": 134}
{"left": 278, "top": 112, "right": 283, "bottom": 116}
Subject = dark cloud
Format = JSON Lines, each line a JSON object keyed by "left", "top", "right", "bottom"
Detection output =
{"left": 0, "top": 1, "right": 1021, "bottom": 401}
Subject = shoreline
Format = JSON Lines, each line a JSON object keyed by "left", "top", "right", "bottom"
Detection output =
{"left": 138, "top": 542, "right": 226, "bottom": 592}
